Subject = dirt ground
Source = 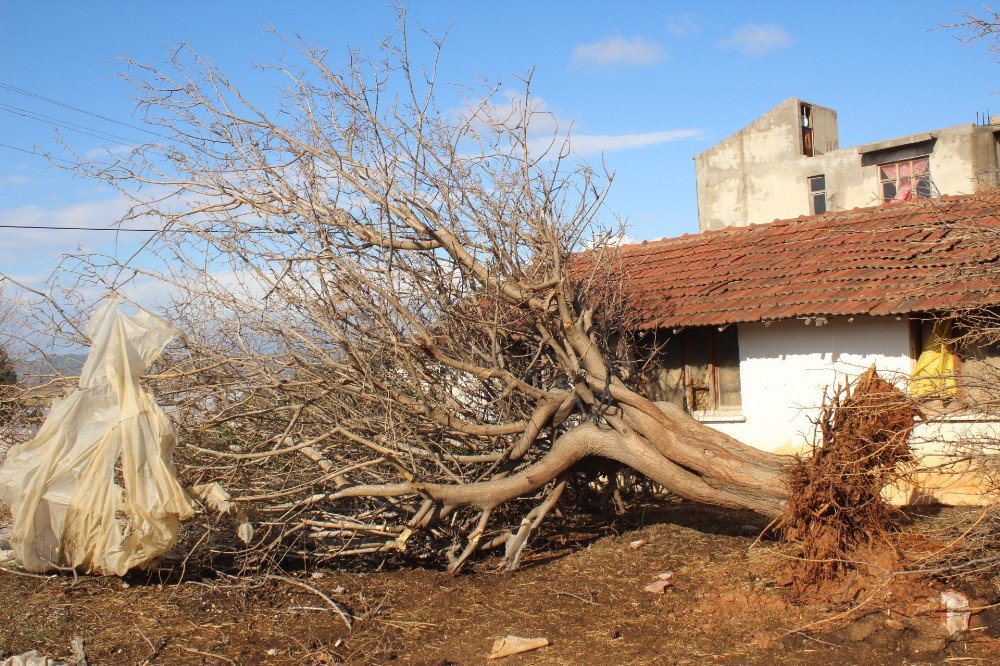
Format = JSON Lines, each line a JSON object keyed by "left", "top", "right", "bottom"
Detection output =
{"left": 0, "top": 501, "right": 997, "bottom": 665}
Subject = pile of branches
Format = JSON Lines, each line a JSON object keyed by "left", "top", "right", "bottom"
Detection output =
{"left": 779, "top": 368, "right": 921, "bottom": 593}
{"left": 0, "top": 11, "right": 794, "bottom": 575}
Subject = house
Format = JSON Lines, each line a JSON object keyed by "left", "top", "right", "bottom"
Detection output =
{"left": 695, "top": 97, "right": 1000, "bottom": 231}
{"left": 616, "top": 191, "right": 1000, "bottom": 503}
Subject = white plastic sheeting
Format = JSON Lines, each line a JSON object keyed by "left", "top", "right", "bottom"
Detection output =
{"left": 0, "top": 297, "right": 195, "bottom": 574}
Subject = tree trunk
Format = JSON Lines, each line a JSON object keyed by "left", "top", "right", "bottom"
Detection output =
{"left": 335, "top": 317, "right": 793, "bottom": 521}
{"left": 335, "top": 403, "right": 792, "bottom": 518}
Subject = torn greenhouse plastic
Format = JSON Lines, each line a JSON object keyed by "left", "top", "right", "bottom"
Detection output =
{"left": 0, "top": 297, "right": 195, "bottom": 574}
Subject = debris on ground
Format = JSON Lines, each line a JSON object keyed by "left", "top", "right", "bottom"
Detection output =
{"left": 0, "top": 636, "right": 85, "bottom": 666}
{"left": 626, "top": 538, "right": 647, "bottom": 551}
{"left": 941, "top": 589, "right": 971, "bottom": 635}
{"left": 0, "top": 500, "right": 994, "bottom": 664}
{"left": 488, "top": 635, "right": 549, "bottom": 660}
{"left": 188, "top": 482, "right": 233, "bottom": 514}
{"left": 643, "top": 571, "right": 674, "bottom": 594}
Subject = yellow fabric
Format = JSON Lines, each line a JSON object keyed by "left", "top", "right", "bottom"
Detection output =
{"left": 0, "top": 297, "right": 194, "bottom": 574}
{"left": 910, "top": 320, "right": 958, "bottom": 398}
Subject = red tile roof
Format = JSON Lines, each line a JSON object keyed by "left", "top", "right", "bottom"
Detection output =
{"left": 603, "top": 192, "right": 1000, "bottom": 329}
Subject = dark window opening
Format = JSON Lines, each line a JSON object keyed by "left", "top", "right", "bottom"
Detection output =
{"left": 879, "top": 157, "right": 932, "bottom": 203}
{"left": 800, "top": 103, "right": 814, "bottom": 157}
{"left": 640, "top": 326, "right": 742, "bottom": 415}
{"left": 808, "top": 174, "right": 827, "bottom": 215}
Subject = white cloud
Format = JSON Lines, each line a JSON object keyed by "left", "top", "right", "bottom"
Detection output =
{"left": 84, "top": 144, "right": 137, "bottom": 160}
{"left": 462, "top": 90, "right": 700, "bottom": 157}
{"left": 0, "top": 196, "right": 142, "bottom": 263}
{"left": 666, "top": 13, "right": 701, "bottom": 37}
{"left": 0, "top": 175, "right": 39, "bottom": 186}
{"left": 719, "top": 23, "right": 791, "bottom": 56}
{"left": 532, "top": 129, "right": 701, "bottom": 156}
{"left": 460, "top": 89, "right": 562, "bottom": 137}
{"left": 584, "top": 230, "right": 635, "bottom": 249}
{"left": 572, "top": 36, "right": 666, "bottom": 67}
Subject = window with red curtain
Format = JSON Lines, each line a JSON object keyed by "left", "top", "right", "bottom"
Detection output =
{"left": 879, "top": 157, "right": 932, "bottom": 203}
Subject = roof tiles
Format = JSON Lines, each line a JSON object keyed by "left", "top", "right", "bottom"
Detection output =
{"left": 592, "top": 192, "right": 1000, "bottom": 329}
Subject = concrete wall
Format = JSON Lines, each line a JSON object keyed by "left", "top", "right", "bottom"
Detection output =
{"left": 694, "top": 98, "right": 809, "bottom": 230}
{"left": 695, "top": 98, "right": 1000, "bottom": 231}
{"left": 703, "top": 316, "right": 913, "bottom": 451}
{"left": 697, "top": 315, "right": 999, "bottom": 504}
{"left": 810, "top": 104, "right": 840, "bottom": 155}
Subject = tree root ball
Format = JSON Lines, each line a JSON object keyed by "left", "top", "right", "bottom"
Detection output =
{"left": 778, "top": 367, "right": 922, "bottom": 595}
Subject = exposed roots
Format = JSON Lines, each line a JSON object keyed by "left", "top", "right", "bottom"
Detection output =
{"left": 779, "top": 367, "right": 922, "bottom": 595}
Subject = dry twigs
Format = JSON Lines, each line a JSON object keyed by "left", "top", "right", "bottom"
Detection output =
{"left": 265, "top": 574, "right": 353, "bottom": 630}
{"left": 1, "top": 7, "right": 793, "bottom": 573}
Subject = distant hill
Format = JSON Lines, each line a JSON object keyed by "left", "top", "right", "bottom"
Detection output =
{"left": 13, "top": 353, "right": 87, "bottom": 383}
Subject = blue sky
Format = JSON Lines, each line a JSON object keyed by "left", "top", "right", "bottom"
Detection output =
{"left": 1, "top": 0, "right": 997, "bottom": 282}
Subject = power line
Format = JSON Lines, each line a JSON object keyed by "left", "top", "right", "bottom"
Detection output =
{"left": 0, "top": 102, "right": 136, "bottom": 143}
{"left": 0, "top": 81, "right": 173, "bottom": 140}
{"left": 0, "top": 103, "right": 138, "bottom": 144}
{"left": 0, "top": 224, "right": 160, "bottom": 232}
{"left": 0, "top": 223, "right": 295, "bottom": 234}
{"left": 0, "top": 87, "right": 297, "bottom": 238}
{"left": 0, "top": 142, "right": 46, "bottom": 156}
{"left": 0, "top": 142, "right": 76, "bottom": 164}
{"left": 0, "top": 145, "right": 295, "bottom": 236}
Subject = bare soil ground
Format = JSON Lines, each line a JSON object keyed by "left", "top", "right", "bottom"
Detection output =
{"left": 0, "top": 501, "right": 997, "bottom": 665}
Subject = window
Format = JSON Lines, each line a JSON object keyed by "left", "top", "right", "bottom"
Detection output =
{"left": 800, "top": 103, "right": 814, "bottom": 157}
{"left": 641, "top": 326, "right": 742, "bottom": 415}
{"left": 879, "top": 157, "right": 932, "bottom": 203}
{"left": 808, "top": 175, "right": 827, "bottom": 214}
{"left": 910, "top": 316, "right": 1000, "bottom": 407}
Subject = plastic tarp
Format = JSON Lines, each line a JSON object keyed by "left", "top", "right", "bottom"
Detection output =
{"left": 0, "top": 297, "right": 195, "bottom": 574}
{"left": 910, "top": 320, "right": 958, "bottom": 399}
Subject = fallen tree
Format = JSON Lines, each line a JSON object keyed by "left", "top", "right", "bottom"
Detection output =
{"left": 5, "top": 14, "right": 794, "bottom": 571}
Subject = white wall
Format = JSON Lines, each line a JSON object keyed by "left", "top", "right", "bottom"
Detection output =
{"left": 705, "top": 316, "right": 912, "bottom": 452}
{"left": 702, "top": 315, "right": 998, "bottom": 504}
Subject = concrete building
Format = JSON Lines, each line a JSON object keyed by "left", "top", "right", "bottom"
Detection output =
{"left": 694, "top": 97, "right": 1000, "bottom": 231}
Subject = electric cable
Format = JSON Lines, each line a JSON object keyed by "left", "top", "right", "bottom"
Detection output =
{"left": 0, "top": 81, "right": 173, "bottom": 140}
